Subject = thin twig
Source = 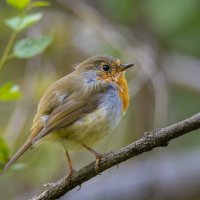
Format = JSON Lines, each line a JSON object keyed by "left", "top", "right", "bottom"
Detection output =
{"left": 30, "top": 112, "right": 200, "bottom": 200}
{"left": 0, "top": 31, "right": 18, "bottom": 70}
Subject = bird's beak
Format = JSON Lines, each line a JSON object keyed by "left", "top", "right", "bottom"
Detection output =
{"left": 119, "top": 63, "right": 134, "bottom": 71}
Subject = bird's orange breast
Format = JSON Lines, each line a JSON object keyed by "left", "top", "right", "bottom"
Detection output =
{"left": 98, "top": 72, "right": 130, "bottom": 112}
{"left": 116, "top": 73, "right": 130, "bottom": 112}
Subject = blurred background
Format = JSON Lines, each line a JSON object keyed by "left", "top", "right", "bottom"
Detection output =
{"left": 1, "top": 0, "right": 200, "bottom": 199}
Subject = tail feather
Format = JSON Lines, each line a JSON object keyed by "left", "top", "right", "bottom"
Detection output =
{"left": 0, "top": 139, "right": 32, "bottom": 175}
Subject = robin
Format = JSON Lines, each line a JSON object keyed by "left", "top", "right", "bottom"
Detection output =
{"left": 1, "top": 55, "right": 133, "bottom": 179}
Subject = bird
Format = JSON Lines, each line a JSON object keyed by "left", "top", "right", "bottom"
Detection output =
{"left": 1, "top": 55, "right": 133, "bottom": 179}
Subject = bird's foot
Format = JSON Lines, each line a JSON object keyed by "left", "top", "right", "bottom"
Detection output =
{"left": 65, "top": 168, "right": 77, "bottom": 183}
{"left": 82, "top": 144, "right": 104, "bottom": 174}
{"left": 94, "top": 152, "right": 104, "bottom": 174}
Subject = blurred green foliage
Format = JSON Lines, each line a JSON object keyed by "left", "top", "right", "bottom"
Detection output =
{"left": 13, "top": 34, "right": 53, "bottom": 58}
{"left": 102, "top": 0, "right": 136, "bottom": 23}
{"left": 103, "top": 0, "right": 200, "bottom": 56}
{"left": 0, "top": 0, "right": 52, "bottom": 170}
{"left": 5, "top": 13, "right": 42, "bottom": 31}
{"left": 0, "top": 136, "right": 10, "bottom": 170}
{"left": 6, "top": 0, "right": 30, "bottom": 10}
{"left": 144, "top": 0, "right": 200, "bottom": 56}
{"left": 0, "top": 82, "right": 22, "bottom": 101}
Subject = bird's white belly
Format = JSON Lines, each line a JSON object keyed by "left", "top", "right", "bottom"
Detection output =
{"left": 53, "top": 92, "right": 123, "bottom": 150}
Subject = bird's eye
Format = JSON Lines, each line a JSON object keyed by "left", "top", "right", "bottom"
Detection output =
{"left": 102, "top": 65, "right": 111, "bottom": 72}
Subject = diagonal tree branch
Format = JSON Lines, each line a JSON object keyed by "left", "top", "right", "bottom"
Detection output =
{"left": 30, "top": 112, "right": 200, "bottom": 200}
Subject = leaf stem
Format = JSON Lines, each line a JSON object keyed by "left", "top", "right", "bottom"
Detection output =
{"left": 0, "top": 31, "right": 18, "bottom": 71}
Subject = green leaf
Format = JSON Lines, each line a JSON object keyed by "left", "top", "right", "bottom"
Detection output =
{"left": 13, "top": 34, "right": 53, "bottom": 58}
{"left": 4, "top": 13, "right": 42, "bottom": 31}
{"left": 0, "top": 82, "right": 22, "bottom": 101}
{"left": 6, "top": 0, "right": 30, "bottom": 9}
{"left": 30, "top": 1, "right": 50, "bottom": 8}
{"left": 0, "top": 137, "right": 10, "bottom": 170}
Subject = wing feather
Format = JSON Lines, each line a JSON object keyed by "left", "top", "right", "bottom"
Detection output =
{"left": 31, "top": 100, "right": 95, "bottom": 143}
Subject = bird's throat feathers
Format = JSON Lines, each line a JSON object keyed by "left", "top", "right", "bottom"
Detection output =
{"left": 80, "top": 68, "right": 130, "bottom": 112}
{"left": 116, "top": 73, "right": 130, "bottom": 112}
{"left": 96, "top": 72, "right": 130, "bottom": 112}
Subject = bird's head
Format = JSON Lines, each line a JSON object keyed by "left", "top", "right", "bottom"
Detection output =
{"left": 75, "top": 55, "right": 134, "bottom": 112}
{"left": 75, "top": 55, "right": 134, "bottom": 84}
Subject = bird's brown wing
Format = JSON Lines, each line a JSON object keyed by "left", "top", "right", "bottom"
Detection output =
{"left": 31, "top": 99, "right": 95, "bottom": 143}
{"left": 1, "top": 99, "right": 95, "bottom": 174}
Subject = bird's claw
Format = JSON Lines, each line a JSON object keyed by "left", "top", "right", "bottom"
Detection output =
{"left": 65, "top": 168, "right": 77, "bottom": 183}
{"left": 95, "top": 153, "right": 104, "bottom": 174}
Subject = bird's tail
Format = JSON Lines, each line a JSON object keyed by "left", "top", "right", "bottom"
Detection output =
{"left": 0, "top": 139, "right": 32, "bottom": 175}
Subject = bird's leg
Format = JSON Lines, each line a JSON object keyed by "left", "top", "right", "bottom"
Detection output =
{"left": 64, "top": 150, "right": 76, "bottom": 181}
{"left": 82, "top": 144, "right": 103, "bottom": 173}
{"left": 44, "top": 150, "right": 75, "bottom": 187}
